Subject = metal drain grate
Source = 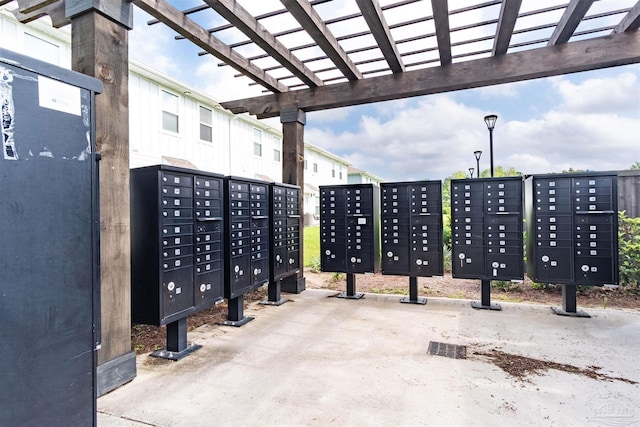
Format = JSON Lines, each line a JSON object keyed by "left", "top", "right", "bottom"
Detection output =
{"left": 428, "top": 341, "right": 467, "bottom": 359}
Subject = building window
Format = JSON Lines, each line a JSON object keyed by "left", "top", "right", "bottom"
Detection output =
{"left": 162, "top": 91, "right": 179, "bottom": 133}
{"left": 25, "top": 33, "right": 59, "bottom": 65}
{"left": 339, "top": 171, "right": 343, "bottom": 179}
{"left": 304, "top": 160, "right": 308, "bottom": 170}
{"left": 253, "top": 128, "right": 262, "bottom": 157}
{"left": 273, "top": 149, "right": 281, "bottom": 162}
{"left": 199, "top": 106, "right": 212, "bottom": 142}
{"left": 332, "top": 163, "right": 336, "bottom": 178}
{"left": 313, "top": 162, "right": 318, "bottom": 173}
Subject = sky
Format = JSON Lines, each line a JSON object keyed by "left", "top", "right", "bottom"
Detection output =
{"left": 128, "top": 1, "right": 640, "bottom": 182}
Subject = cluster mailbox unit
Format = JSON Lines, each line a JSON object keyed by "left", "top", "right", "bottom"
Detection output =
{"left": 380, "top": 181, "right": 444, "bottom": 304}
{"left": 526, "top": 172, "right": 618, "bottom": 316}
{"left": 266, "top": 183, "right": 301, "bottom": 305}
{"left": 0, "top": 48, "right": 101, "bottom": 426}
{"left": 223, "top": 176, "right": 271, "bottom": 325}
{"left": 131, "top": 165, "right": 225, "bottom": 359}
{"left": 320, "top": 184, "right": 380, "bottom": 298}
{"left": 450, "top": 177, "right": 524, "bottom": 310}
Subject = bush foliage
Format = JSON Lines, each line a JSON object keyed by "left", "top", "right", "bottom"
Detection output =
{"left": 618, "top": 211, "right": 640, "bottom": 288}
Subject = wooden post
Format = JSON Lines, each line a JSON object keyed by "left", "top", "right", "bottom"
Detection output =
{"left": 69, "top": 2, "right": 136, "bottom": 396}
{"left": 281, "top": 107, "right": 306, "bottom": 293}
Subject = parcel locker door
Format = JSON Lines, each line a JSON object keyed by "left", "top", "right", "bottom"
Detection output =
{"left": 534, "top": 247, "right": 573, "bottom": 283}
{"left": 452, "top": 246, "right": 485, "bottom": 278}
{"left": 228, "top": 254, "right": 251, "bottom": 298}
{"left": 382, "top": 244, "right": 410, "bottom": 274}
{"left": 161, "top": 267, "right": 195, "bottom": 323}
{"left": 322, "top": 244, "right": 346, "bottom": 272}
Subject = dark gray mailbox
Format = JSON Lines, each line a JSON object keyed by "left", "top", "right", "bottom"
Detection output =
{"left": 130, "top": 165, "right": 225, "bottom": 358}
{"left": 223, "top": 176, "right": 271, "bottom": 325}
{"left": 264, "top": 183, "right": 301, "bottom": 305}
{"left": 320, "top": 184, "right": 380, "bottom": 298}
{"left": 381, "top": 181, "right": 444, "bottom": 304}
{"left": 450, "top": 177, "right": 524, "bottom": 309}
{"left": 525, "top": 172, "right": 618, "bottom": 316}
{"left": 0, "top": 48, "right": 101, "bottom": 426}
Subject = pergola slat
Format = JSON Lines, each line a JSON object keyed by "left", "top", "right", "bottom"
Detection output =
{"left": 15, "top": 0, "right": 56, "bottom": 14}
{"left": 614, "top": 1, "right": 640, "bottom": 33}
{"left": 356, "top": 0, "right": 405, "bottom": 73}
{"left": 221, "top": 32, "right": 640, "bottom": 118}
{"left": 132, "top": 0, "right": 288, "bottom": 93}
{"left": 493, "top": 0, "right": 522, "bottom": 55}
{"left": 281, "top": 0, "right": 362, "bottom": 81}
{"left": 203, "top": 0, "right": 323, "bottom": 88}
{"left": 548, "top": 0, "right": 595, "bottom": 45}
{"left": 13, "top": 0, "right": 68, "bottom": 27}
{"left": 431, "top": 0, "right": 452, "bottom": 66}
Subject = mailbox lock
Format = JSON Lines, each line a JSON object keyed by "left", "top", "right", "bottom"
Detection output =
{"left": 200, "top": 284, "right": 206, "bottom": 292}
{"left": 167, "top": 281, "right": 175, "bottom": 292}
{"left": 541, "top": 255, "right": 549, "bottom": 262}
{"left": 458, "top": 253, "right": 466, "bottom": 259}
{"left": 351, "top": 257, "right": 357, "bottom": 263}
{"left": 416, "top": 259, "right": 423, "bottom": 265}
{"left": 276, "top": 254, "right": 281, "bottom": 261}
{"left": 234, "top": 265, "right": 240, "bottom": 273}
{"left": 387, "top": 251, "right": 394, "bottom": 258}
{"left": 325, "top": 250, "right": 331, "bottom": 255}
{"left": 581, "top": 265, "right": 589, "bottom": 272}
{"left": 492, "top": 262, "right": 499, "bottom": 268}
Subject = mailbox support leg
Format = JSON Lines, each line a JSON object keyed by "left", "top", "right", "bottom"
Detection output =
{"left": 151, "top": 318, "right": 201, "bottom": 361}
{"left": 400, "top": 276, "right": 427, "bottom": 305}
{"left": 261, "top": 278, "right": 288, "bottom": 306}
{"left": 471, "top": 280, "right": 501, "bottom": 310}
{"left": 338, "top": 273, "right": 364, "bottom": 299}
{"left": 552, "top": 285, "right": 590, "bottom": 317}
{"left": 220, "top": 295, "right": 255, "bottom": 327}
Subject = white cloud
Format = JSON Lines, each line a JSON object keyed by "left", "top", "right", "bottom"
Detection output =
{"left": 130, "top": 9, "right": 179, "bottom": 76}
{"left": 553, "top": 71, "right": 640, "bottom": 115}
{"left": 304, "top": 71, "right": 640, "bottom": 182}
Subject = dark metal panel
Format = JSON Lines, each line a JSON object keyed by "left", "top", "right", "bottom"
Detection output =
{"left": 130, "top": 165, "right": 225, "bottom": 325}
{"left": 526, "top": 172, "right": 619, "bottom": 285}
{"left": 0, "top": 53, "right": 99, "bottom": 426}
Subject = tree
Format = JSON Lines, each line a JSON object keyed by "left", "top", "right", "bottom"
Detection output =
{"left": 630, "top": 161, "right": 640, "bottom": 170}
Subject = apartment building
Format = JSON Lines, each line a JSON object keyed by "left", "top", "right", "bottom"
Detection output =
{"left": 0, "top": 7, "right": 357, "bottom": 221}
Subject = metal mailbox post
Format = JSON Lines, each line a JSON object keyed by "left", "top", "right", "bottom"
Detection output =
{"left": 525, "top": 172, "right": 618, "bottom": 317}
{"left": 130, "top": 165, "right": 225, "bottom": 359}
{"left": 0, "top": 48, "right": 102, "bottom": 426}
{"left": 262, "top": 182, "right": 301, "bottom": 305}
{"left": 320, "top": 184, "right": 381, "bottom": 298}
{"left": 380, "top": 181, "right": 444, "bottom": 304}
{"left": 222, "top": 176, "right": 271, "bottom": 325}
{"left": 450, "top": 177, "right": 525, "bottom": 310}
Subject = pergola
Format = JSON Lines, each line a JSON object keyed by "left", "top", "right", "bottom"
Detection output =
{"left": 8, "top": 0, "right": 640, "bottom": 394}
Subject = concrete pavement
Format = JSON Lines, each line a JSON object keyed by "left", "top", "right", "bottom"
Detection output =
{"left": 98, "top": 289, "right": 640, "bottom": 426}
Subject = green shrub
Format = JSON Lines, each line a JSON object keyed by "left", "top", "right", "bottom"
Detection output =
{"left": 308, "top": 256, "right": 321, "bottom": 273}
{"left": 619, "top": 211, "right": 640, "bottom": 288}
{"left": 491, "top": 280, "right": 521, "bottom": 292}
{"left": 530, "top": 282, "right": 559, "bottom": 291}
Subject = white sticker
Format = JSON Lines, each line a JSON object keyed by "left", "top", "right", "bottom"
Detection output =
{"left": 358, "top": 218, "right": 367, "bottom": 225}
{"left": 38, "top": 76, "right": 81, "bottom": 116}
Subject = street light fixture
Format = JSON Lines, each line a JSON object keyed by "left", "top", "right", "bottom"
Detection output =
{"left": 473, "top": 150, "right": 482, "bottom": 178}
{"left": 484, "top": 114, "right": 498, "bottom": 177}
{"left": 469, "top": 167, "right": 475, "bottom": 178}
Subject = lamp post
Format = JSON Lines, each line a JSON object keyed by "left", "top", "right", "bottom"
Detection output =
{"left": 468, "top": 167, "right": 474, "bottom": 178}
{"left": 473, "top": 150, "right": 482, "bottom": 178}
{"left": 483, "top": 114, "right": 498, "bottom": 177}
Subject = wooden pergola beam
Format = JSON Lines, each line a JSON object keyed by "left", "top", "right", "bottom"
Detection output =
{"left": 431, "top": 0, "right": 451, "bottom": 66}
{"left": 356, "top": 0, "right": 404, "bottom": 73}
{"left": 221, "top": 32, "right": 640, "bottom": 118}
{"left": 13, "top": 0, "right": 69, "bottom": 28}
{"left": 16, "top": 0, "right": 57, "bottom": 14}
{"left": 493, "top": 0, "right": 522, "bottom": 55}
{"left": 614, "top": 0, "right": 640, "bottom": 33}
{"left": 548, "top": 0, "right": 595, "bottom": 45}
{"left": 203, "top": 0, "right": 323, "bottom": 88}
{"left": 132, "top": 0, "right": 288, "bottom": 93}
{"left": 281, "top": 0, "right": 362, "bottom": 80}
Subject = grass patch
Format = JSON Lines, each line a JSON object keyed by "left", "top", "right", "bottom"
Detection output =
{"left": 303, "top": 225, "right": 319, "bottom": 268}
{"left": 446, "top": 291, "right": 466, "bottom": 299}
{"left": 371, "top": 287, "right": 409, "bottom": 295}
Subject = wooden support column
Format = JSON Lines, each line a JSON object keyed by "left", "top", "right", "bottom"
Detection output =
{"left": 69, "top": 1, "right": 136, "bottom": 396}
{"left": 281, "top": 107, "right": 306, "bottom": 294}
